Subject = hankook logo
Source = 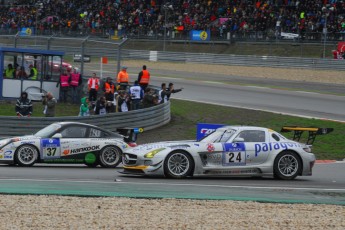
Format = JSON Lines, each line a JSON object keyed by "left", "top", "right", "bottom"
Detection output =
{"left": 70, "top": 145, "right": 100, "bottom": 154}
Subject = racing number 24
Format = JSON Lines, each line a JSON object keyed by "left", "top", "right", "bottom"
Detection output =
{"left": 46, "top": 147, "right": 57, "bottom": 156}
{"left": 228, "top": 152, "right": 242, "bottom": 163}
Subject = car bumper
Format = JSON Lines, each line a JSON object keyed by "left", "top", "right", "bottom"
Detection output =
{"left": 301, "top": 152, "right": 316, "bottom": 176}
{"left": 122, "top": 153, "right": 165, "bottom": 176}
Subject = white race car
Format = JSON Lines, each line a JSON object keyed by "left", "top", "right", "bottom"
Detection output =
{"left": 121, "top": 125, "right": 331, "bottom": 180}
{"left": 0, "top": 122, "right": 133, "bottom": 167}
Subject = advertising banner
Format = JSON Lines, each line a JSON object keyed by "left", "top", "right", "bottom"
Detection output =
{"left": 190, "top": 30, "right": 211, "bottom": 41}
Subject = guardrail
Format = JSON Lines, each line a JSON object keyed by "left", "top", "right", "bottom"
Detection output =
{"left": 0, "top": 102, "right": 170, "bottom": 137}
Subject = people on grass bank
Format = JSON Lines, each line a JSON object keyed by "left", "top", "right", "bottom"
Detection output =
{"left": 42, "top": 92, "right": 57, "bottom": 117}
{"left": 79, "top": 97, "right": 90, "bottom": 116}
{"left": 15, "top": 92, "right": 33, "bottom": 117}
{"left": 117, "top": 66, "right": 129, "bottom": 90}
{"left": 88, "top": 73, "right": 100, "bottom": 103}
{"left": 57, "top": 69, "right": 70, "bottom": 103}
{"left": 70, "top": 67, "right": 82, "bottom": 104}
{"left": 158, "top": 83, "right": 183, "bottom": 104}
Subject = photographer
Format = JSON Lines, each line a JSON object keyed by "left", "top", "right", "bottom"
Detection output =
{"left": 116, "top": 90, "right": 130, "bottom": 112}
{"left": 142, "top": 88, "right": 158, "bottom": 108}
{"left": 42, "top": 92, "right": 57, "bottom": 117}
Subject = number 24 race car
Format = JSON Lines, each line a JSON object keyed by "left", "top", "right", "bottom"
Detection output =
{"left": 0, "top": 122, "right": 134, "bottom": 168}
{"left": 121, "top": 125, "right": 332, "bottom": 180}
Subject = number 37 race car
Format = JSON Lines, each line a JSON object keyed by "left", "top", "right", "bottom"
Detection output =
{"left": 121, "top": 125, "right": 332, "bottom": 180}
{"left": 0, "top": 122, "right": 135, "bottom": 168}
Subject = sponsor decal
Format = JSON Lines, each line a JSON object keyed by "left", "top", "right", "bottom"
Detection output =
{"left": 169, "top": 145, "right": 190, "bottom": 150}
{"left": 207, "top": 143, "right": 215, "bottom": 152}
{"left": 254, "top": 142, "right": 303, "bottom": 157}
{"left": 70, "top": 145, "right": 100, "bottom": 154}
{"left": 4, "top": 150, "right": 13, "bottom": 156}
{"left": 44, "top": 159, "right": 84, "bottom": 163}
{"left": 63, "top": 149, "right": 70, "bottom": 156}
{"left": 20, "top": 141, "right": 35, "bottom": 144}
{"left": 85, "top": 153, "right": 96, "bottom": 164}
{"left": 222, "top": 143, "right": 246, "bottom": 166}
{"left": 205, "top": 169, "right": 259, "bottom": 175}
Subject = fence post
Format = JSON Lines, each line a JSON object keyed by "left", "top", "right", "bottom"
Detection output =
{"left": 80, "top": 36, "right": 89, "bottom": 76}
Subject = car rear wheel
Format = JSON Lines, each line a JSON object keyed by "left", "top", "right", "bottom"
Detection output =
{"left": 164, "top": 151, "right": 194, "bottom": 179}
{"left": 99, "top": 146, "right": 122, "bottom": 168}
{"left": 15, "top": 145, "right": 38, "bottom": 167}
{"left": 274, "top": 151, "right": 301, "bottom": 180}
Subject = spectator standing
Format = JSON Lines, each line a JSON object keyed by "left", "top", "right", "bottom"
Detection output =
{"left": 4, "top": 64, "right": 15, "bottom": 78}
{"left": 79, "top": 97, "right": 90, "bottom": 116}
{"left": 117, "top": 66, "right": 129, "bottom": 90}
{"left": 16, "top": 66, "right": 27, "bottom": 79}
{"left": 129, "top": 80, "right": 144, "bottom": 110}
{"left": 116, "top": 91, "right": 130, "bottom": 112}
{"left": 42, "top": 92, "right": 57, "bottom": 117}
{"left": 166, "top": 82, "right": 183, "bottom": 101}
{"left": 57, "top": 69, "right": 70, "bottom": 103}
{"left": 137, "top": 65, "right": 150, "bottom": 90}
{"left": 94, "top": 96, "right": 107, "bottom": 115}
{"left": 142, "top": 88, "right": 158, "bottom": 108}
{"left": 103, "top": 77, "right": 115, "bottom": 113}
{"left": 87, "top": 73, "right": 100, "bottom": 103}
{"left": 15, "top": 92, "right": 33, "bottom": 117}
{"left": 70, "top": 67, "right": 82, "bottom": 104}
{"left": 158, "top": 83, "right": 168, "bottom": 103}
{"left": 28, "top": 65, "right": 38, "bottom": 80}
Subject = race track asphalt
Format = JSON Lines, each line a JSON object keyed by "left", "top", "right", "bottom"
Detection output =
{"left": 0, "top": 162, "right": 344, "bottom": 205}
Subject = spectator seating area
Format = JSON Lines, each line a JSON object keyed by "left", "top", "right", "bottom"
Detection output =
{"left": 1, "top": 0, "right": 345, "bottom": 41}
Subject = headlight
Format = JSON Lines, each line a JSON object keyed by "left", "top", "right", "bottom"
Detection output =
{"left": 303, "top": 146, "right": 312, "bottom": 153}
{"left": 144, "top": 148, "right": 165, "bottom": 158}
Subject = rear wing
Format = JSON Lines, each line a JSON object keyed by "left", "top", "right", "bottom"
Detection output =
{"left": 280, "top": 126, "right": 333, "bottom": 145}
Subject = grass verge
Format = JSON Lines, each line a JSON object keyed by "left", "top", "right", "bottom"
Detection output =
{"left": 1, "top": 99, "right": 343, "bottom": 160}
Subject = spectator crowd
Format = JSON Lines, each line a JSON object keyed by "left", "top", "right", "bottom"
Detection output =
{"left": 1, "top": 0, "right": 345, "bottom": 40}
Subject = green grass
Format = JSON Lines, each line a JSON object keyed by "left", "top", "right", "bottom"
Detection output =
{"left": 1, "top": 99, "right": 344, "bottom": 160}
{"left": 1, "top": 101, "right": 79, "bottom": 117}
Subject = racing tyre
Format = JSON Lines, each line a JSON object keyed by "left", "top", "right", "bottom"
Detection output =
{"left": 164, "top": 151, "right": 194, "bottom": 179}
{"left": 273, "top": 151, "right": 301, "bottom": 180}
{"left": 99, "top": 146, "right": 122, "bottom": 168}
{"left": 15, "top": 144, "right": 38, "bottom": 167}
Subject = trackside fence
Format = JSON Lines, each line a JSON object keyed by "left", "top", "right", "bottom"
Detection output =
{"left": 0, "top": 102, "right": 170, "bottom": 137}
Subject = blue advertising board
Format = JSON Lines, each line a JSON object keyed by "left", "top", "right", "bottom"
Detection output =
{"left": 19, "top": 27, "right": 34, "bottom": 36}
{"left": 190, "top": 30, "right": 211, "bottom": 41}
{"left": 196, "top": 123, "right": 225, "bottom": 141}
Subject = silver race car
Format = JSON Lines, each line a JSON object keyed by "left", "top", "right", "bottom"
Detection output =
{"left": 0, "top": 122, "right": 133, "bottom": 168}
{"left": 121, "top": 125, "right": 331, "bottom": 180}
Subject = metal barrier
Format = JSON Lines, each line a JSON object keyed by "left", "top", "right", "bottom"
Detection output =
{"left": 0, "top": 102, "right": 170, "bottom": 137}
{"left": 0, "top": 35, "right": 342, "bottom": 71}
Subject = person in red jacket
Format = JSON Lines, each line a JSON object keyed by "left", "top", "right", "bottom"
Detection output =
{"left": 88, "top": 73, "right": 100, "bottom": 103}
{"left": 117, "top": 66, "right": 129, "bottom": 90}
{"left": 69, "top": 67, "right": 82, "bottom": 104}
{"left": 137, "top": 65, "right": 150, "bottom": 90}
{"left": 57, "top": 69, "right": 70, "bottom": 103}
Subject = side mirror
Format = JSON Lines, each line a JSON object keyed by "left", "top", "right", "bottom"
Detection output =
{"left": 233, "top": 137, "right": 244, "bottom": 142}
{"left": 52, "top": 133, "right": 62, "bottom": 138}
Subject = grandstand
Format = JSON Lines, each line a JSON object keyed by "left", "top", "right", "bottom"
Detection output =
{"left": 0, "top": 0, "right": 344, "bottom": 42}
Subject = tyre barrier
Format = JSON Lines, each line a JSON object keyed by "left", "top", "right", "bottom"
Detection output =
{"left": 0, "top": 101, "right": 170, "bottom": 137}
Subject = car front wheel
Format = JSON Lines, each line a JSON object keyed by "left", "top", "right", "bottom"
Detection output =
{"left": 164, "top": 151, "right": 194, "bottom": 179}
{"left": 99, "top": 146, "right": 122, "bottom": 168}
{"left": 15, "top": 145, "right": 38, "bottom": 167}
{"left": 274, "top": 151, "right": 301, "bottom": 180}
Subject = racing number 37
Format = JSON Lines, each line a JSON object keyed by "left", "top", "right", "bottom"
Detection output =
{"left": 46, "top": 147, "right": 57, "bottom": 156}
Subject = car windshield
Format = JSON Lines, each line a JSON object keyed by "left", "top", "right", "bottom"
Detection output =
{"left": 199, "top": 129, "right": 236, "bottom": 143}
{"left": 34, "top": 123, "right": 61, "bottom": 138}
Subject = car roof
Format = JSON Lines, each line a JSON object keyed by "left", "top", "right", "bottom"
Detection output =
{"left": 218, "top": 126, "right": 269, "bottom": 131}
{"left": 54, "top": 122, "right": 112, "bottom": 132}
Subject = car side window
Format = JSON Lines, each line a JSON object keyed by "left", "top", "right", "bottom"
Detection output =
{"left": 236, "top": 130, "right": 266, "bottom": 142}
{"left": 60, "top": 126, "right": 87, "bottom": 138}
{"left": 89, "top": 128, "right": 103, "bottom": 138}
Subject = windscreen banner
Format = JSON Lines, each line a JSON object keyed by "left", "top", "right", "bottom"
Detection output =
{"left": 196, "top": 123, "right": 225, "bottom": 141}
